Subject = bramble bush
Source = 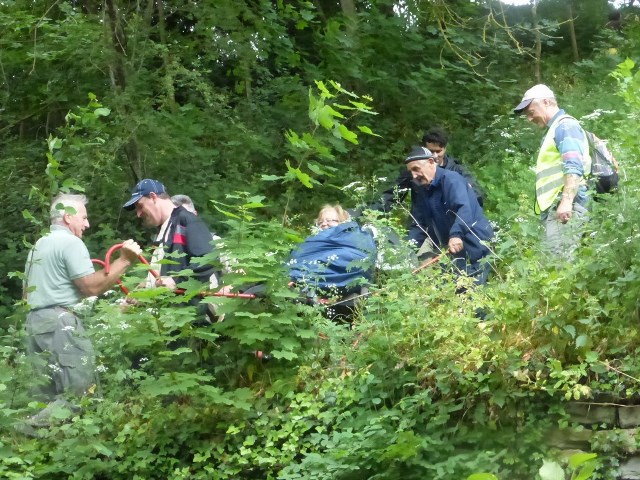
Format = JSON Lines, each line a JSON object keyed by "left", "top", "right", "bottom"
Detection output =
{"left": 3, "top": 43, "right": 640, "bottom": 480}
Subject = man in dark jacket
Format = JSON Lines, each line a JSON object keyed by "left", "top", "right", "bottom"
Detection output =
{"left": 373, "top": 128, "right": 484, "bottom": 215}
{"left": 405, "top": 146, "right": 493, "bottom": 285}
{"left": 123, "top": 179, "right": 216, "bottom": 292}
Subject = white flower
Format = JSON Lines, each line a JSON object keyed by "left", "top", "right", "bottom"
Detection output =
{"left": 343, "top": 181, "right": 362, "bottom": 190}
{"left": 119, "top": 321, "right": 131, "bottom": 330}
{"left": 95, "top": 364, "right": 108, "bottom": 373}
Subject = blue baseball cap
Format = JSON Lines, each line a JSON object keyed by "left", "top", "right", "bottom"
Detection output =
{"left": 123, "top": 179, "right": 166, "bottom": 210}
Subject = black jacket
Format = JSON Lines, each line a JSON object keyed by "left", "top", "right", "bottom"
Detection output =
{"left": 158, "top": 206, "right": 216, "bottom": 285}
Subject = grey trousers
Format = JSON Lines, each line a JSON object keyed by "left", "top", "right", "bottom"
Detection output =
{"left": 25, "top": 307, "right": 95, "bottom": 400}
{"left": 541, "top": 202, "right": 589, "bottom": 260}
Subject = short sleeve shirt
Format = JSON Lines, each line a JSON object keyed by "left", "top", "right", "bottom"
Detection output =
{"left": 25, "top": 225, "right": 95, "bottom": 309}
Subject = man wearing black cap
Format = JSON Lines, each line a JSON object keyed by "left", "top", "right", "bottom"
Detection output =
{"left": 513, "top": 84, "right": 589, "bottom": 258}
{"left": 372, "top": 128, "right": 482, "bottom": 212}
{"left": 405, "top": 146, "right": 493, "bottom": 284}
{"left": 123, "top": 179, "right": 216, "bottom": 293}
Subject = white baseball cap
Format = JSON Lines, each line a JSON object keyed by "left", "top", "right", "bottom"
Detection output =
{"left": 513, "top": 84, "right": 555, "bottom": 113}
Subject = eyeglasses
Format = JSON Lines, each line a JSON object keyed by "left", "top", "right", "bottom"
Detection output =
{"left": 316, "top": 218, "right": 340, "bottom": 227}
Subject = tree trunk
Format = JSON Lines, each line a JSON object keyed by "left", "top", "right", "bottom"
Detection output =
{"left": 532, "top": 0, "right": 541, "bottom": 83}
{"left": 155, "top": 0, "right": 177, "bottom": 109}
{"left": 340, "top": 0, "right": 356, "bottom": 17}
{"left": 567, "top": 1, "right": 580, "bottom": 62}
{"left": 105, "top": 0, "right": 142, "bottom": 180}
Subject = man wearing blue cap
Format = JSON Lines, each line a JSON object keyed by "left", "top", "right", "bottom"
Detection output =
{"left": 123, "top": 179, "right": 216, "bottom": 293}
{"left": 513, "top": 84, "right": 589, "bottom": 258}
{"left": 405, "top": 146, "right": 493, "bottom": 285}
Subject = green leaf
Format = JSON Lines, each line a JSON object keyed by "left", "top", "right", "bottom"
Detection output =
{"left": 315, "top": 80, "right": 334, "bottom": 98}
{"left": 575, "top": 335, "right": 589, "bottom": 348}
{"left": 329, "top": 80, "right": 358, "bottom": 97}
{"left": 357, "top": 125, "right": 381, "bottom": 137}
{"left": 317, "top": 105, "right": 336, "bottom": 129}
{"left": 261, "top": 174, "right": 283, "bottom": 181}
{"left": 326, "top": 105, "right": 345, "bottom": 119}
{"left": 574, "top": 463, "right": 597, "bottom": 480}
{"left": 467, "top": 475, "right": 498, "bottom": 480}
{"left": 159, "top": 347, "right": 192, "bottom": 357}
{"left": 569, "top": 452, "right": 597, "bottom": 469}
{"left": 62, "top": 178, "right": 85, "bottom": 192}
{"left": 22, "top": 210, "right": 36, "bottom": 221}
{"left": 337, "top": 124, "right": 359, "bottom": 144}
{"left": 584, "top": 351, "right": 598, "bottom": 363}
{"left": 94, "top": 107, "right": 111, "bottom": 117}
{"left": 212, "top": 204, "right": 242, "bottom": 219}
{"left": 564, "top": 325, "right": 576, "bottom": 339}
{"left": 92, "top": 443, "right": 113, "bottom": 457}
{"left": 48, "top": 136, "right": 62, "bottom": 151}
{"left": 539, "top": 460, "right": 565, "bottom": 480}
{"left": 285, "top": 160, "right": 313, "bottom": 188}
{"left": 270, "top": 350, "right": 298, "bottom": 360}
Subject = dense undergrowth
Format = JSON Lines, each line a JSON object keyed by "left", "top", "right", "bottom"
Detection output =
{"left": 2, "top": 4, "right": 640, "bottom": 480}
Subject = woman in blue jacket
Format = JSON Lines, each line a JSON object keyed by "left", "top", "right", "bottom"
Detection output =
{"left": 288, "top": 205, "right": 377, "bottom": 297}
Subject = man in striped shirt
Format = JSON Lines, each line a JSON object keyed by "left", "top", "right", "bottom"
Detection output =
{"left": 514, "top": 84, "right": 590, "bottom": 259}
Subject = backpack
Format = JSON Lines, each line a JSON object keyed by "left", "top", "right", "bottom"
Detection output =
{"left": 585, "top": 131, "right": 620, "bottom": 194}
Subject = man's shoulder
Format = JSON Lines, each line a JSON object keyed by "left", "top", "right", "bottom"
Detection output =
{"left": 38, "top": 227, "right": 86, "bottom": 249}
{"left": 440, "top": 166, "right": 466, "bottom": 183}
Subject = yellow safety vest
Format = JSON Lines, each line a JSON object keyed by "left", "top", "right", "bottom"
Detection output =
{"left": 535, "top": 115, "right": 590, "bottom": 213}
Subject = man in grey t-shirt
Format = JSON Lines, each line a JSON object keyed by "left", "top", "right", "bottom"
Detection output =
{"left": 24, "top": 193, "right": 141, "bottom": 401}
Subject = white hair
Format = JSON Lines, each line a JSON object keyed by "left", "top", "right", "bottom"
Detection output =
{"left": 171, "top": 194, "right": 197, "bottom": 214}
{"left": 50, "top": 193, "right": 87, "bottom": 224}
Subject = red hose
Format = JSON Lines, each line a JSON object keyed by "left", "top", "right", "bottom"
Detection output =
{"left": 94, "top": 243, "right": 256, "bottom": 299}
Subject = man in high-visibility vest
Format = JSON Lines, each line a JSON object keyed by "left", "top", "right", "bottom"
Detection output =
{"left": 514, "top": 84, "right": 590, "bottom": 258}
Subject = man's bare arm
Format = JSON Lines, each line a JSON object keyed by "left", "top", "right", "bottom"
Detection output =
{"left": 74, "top": 239, "right": 141, "bottom": 297}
